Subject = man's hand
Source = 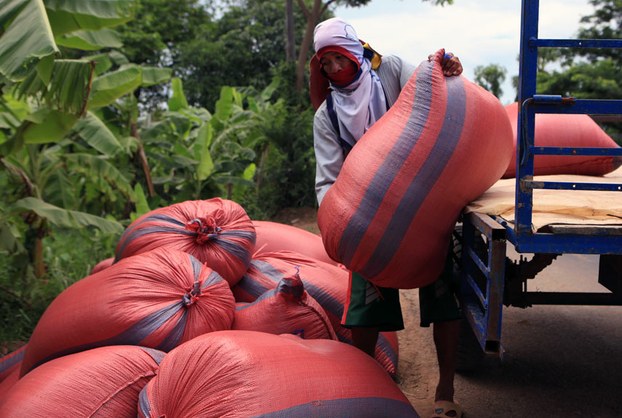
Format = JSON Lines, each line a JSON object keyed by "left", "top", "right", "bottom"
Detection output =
{"left": 427, "top": 50, "right": 464, "bottom": 77}
{"left": 441, "top": 52, "right": 463, "bottom": 77}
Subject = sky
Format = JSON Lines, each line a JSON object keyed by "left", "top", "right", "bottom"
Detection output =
{"left": 333, "top": 0, "right": 595, "bottom": 104}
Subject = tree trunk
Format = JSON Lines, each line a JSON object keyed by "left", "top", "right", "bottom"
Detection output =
{"left": 131, "top": 122, "right": 156, "bottom": 197}
{"left": 285, "top": 0, "right": 296, "bottom": 61}
{"left": 295, "top": 0, "right": 330, "bottom": 92}
{"left": 33, "top": 235, "right": 45, "bottom": 278}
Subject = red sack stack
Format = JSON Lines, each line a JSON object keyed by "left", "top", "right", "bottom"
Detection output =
{"left": 21, "top": 248, "right": 235, "bottom": 376}
{"left": 0, "top": 345, "right": 26, "bottom": 408}
{"left": 252, "top": 220, "right": 339, "bottom": 266}
{"left": 1, "top": 345, "right": 164, "bottom": 418}
{"left": 318, "top": 49, "right": 513, "bottom": 289}
{"left": 115, "top": 198, "right": 256, "bottom": 286}
{"left": 138, "top": 331, "right": 419, "bottom": 418}
{"left": 232, "top": 250, "right": 399, "bottom": 377}
{"left": 233, "top": 274, "right": 337, "bottom": 340}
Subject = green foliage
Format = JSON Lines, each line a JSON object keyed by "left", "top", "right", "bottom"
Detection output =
{"left": 474, "top": 64, "right": 507, "bottom": 99}
{"left": 0, "top": 227, "right": 118, "bottom": 344}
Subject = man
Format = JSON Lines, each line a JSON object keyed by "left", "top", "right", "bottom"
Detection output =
{"left": 311, "top": 17, "right": 464, "bottom": 418}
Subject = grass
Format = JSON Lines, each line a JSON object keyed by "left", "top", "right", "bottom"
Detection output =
{"left": 0, "top": 228, "right": 118, "bottom": 349}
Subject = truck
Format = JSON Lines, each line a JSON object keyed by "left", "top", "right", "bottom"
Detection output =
{"left": 457, "top": 0, "right": 622, "bottom": 366}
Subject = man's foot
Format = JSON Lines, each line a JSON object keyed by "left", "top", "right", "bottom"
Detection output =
{"left": 431, "top": 400, "right": 463, "bottom": 418}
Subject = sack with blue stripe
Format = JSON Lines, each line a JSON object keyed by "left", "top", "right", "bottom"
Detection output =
{"left": 318, "top": 49, "right": 513, "bottom": 288}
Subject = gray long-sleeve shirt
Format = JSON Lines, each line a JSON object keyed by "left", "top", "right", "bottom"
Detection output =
{"left": 313, "top": 55, "right": 417, "bottom": 205}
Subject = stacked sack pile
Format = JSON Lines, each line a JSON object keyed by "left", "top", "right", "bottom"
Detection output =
{"left": 9, "top": 51, "right": 617, "bottom": 416}
{"left": 0, "top": 197, "right": 414, "bottom": 418}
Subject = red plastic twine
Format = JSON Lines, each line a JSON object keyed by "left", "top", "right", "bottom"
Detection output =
{"left": 182, "top": 281, "right": 202, "bottom": 306}
{"left": 186, "top": 217, "right": 222, "bottom": 244}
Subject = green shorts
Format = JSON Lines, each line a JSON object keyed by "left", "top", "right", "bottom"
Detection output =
{"left": 341, "top": 271, "right": 404, "bottom": 332}
{"left": 342, "top": 243, "right": 462, "bottom": 330}
{"left": 419, "top": 245, "right": 463, "bottom": 327}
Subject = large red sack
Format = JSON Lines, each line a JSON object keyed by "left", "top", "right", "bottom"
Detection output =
{"left": 0, "top": 368, "right": 19, "bottom": 410}
{"left": 503, "top": 102, "right": 622, "bottom": 178}
{"left": 233, "top": 275, "right": 337, "bottom": 340}
{"left": 21, "top": 248, "right": 235, "bottom": 376}
{"left": 138, "top": 331, "right": 419, "bottom": 418}
{"left": 91, "top": 257, "right": 114, "bottom": 274}
{"left": 232, "top": 250, "right": 399, "bottom": 377}
{"left": 1, "top": 345, "right": 164, "bottom": 418}
{"left": 115, "top": 198, "right": 256, "bottom": 286}
{"left": 0, "top": 344, "right": 25, "bottom": 384}
{"left": 318, "top": 49, "right": 513, "bottom": 288}
{"left": 252, "top": 220, "right": 339, "bottom": 266}
{"left": 0, "top": 345, "right": 25, "bottom": 409}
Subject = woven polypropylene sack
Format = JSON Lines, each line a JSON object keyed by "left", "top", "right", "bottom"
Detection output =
{"left": 0, "top": 345, "right": 25, "bottom": 410}
{"left": 503, "top": 102, "right": 622, "bottom": 178}
{"left": 232, "top": 250, "right": 399, "bottom": 377}
{"left": 91, "top": 257, "right": 114, "bottom": 274}
{"left": 138, "top": 331, "right": 419, "bottom": 418}
{"left": 318, "top": 49, "right": 513, "bottom": 289}
{"left": 0, "top": 344, "right": 25, "bottom": 384}
{"left": 21, "top": 248, "right": 235, "bottom": 376}
{"left": 233, "top": 275, "right": 337, "bottom": 340}
{"left": 0, "top": 368, "right": 19, "bottom": 410}
{"left": 115, "top": 198, "right": 256, "bottom": 286}
{"left": 252, "top": 220, "right": 339, "bottom": 266}
{"left": 1, "top": 345, "right": 164, "bottom": 418}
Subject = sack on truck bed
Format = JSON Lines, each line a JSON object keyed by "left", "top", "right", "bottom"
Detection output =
{"left": 502, "top": 102, "right": 622, "bottom": 178}
{"left": 318, "top": 49, "right": 513, "bottom": 289}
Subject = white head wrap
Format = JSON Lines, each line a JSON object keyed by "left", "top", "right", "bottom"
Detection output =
{"left": 313, "top": 17, "right": 387, "bottom": 147}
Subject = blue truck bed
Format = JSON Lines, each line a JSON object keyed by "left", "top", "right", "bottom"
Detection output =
{"left": 458, "top": 0, "right": 622, "bottom": 359}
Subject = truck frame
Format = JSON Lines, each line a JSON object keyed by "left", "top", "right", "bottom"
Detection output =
{"left": 458, "top": 0, "right": 622, "bottom": 361}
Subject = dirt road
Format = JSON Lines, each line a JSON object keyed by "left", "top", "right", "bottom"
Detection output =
{"left": 398, "top": 252, "right": 622, "bottom": 418}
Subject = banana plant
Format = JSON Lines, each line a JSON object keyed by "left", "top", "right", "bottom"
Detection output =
{"left": 0, "top": 0, "right": 171, "bottom": 277}
{"left": 140, "top": 78, "right": 278, "bottom": 205}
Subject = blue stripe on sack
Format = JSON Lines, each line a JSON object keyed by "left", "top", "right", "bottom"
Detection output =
{"left": 202, "top": 270, "right": 224, "bottom": 288}
{"left": 191, "top": 254, "right": 203, "bottom": 280}
{"left": 116, "top": 302, "right": 186, "bottom": 345}
{"left": 211, "top": 230, "right": 256, "bottom": 265}
{"left": 28, "top": 302, "right": 186, "bottom": 372}
{"left": 139, "top": 347, "right": 166, "bottom": 364}
{"left": 338, "top": 63, "right": 435, "bottom": 266}
{"left": 190, "top": 254, "right": 227, "bottom": 289}
{"left": 253, "top": 396, "right": 419, "bottom": 418}
{"left": 237, "top": 260, "right": 285, "bottom": 298}
{"left": 361, "top": 75, "right": 467, "bottom": 278}
{"left": 115, "top": 214, "right": 188, "bottom": 260}
{"left": 138, "top": 387, "right": 153, "bottom": 418}
{"left": 156, "top": 310, "right": 188, "bottom": 352}
{"left": 235, "top": 277, "right": 304, "bottom": 312}
{"left": 0, "top": 345, "right": 26, "bottom": 374}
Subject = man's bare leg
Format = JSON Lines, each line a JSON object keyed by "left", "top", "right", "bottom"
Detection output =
{"left": 351, "top": 326, "right": 379, "bottom": 357}
{"left": 433, "top": 319, "right": 461, "bottom": 404}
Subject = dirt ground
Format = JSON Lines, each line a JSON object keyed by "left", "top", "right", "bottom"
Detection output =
{"left": 275, "top": 207, "right": 622, "bottom": 418}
